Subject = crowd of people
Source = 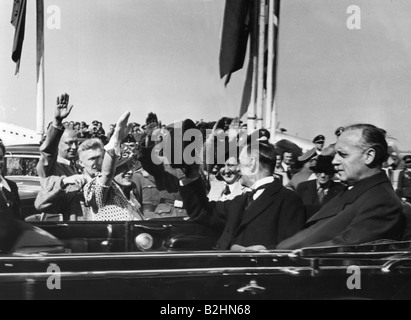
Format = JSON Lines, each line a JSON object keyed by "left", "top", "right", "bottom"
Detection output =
{"left": 1, "top": 92, "right": 411, "bottom": 253}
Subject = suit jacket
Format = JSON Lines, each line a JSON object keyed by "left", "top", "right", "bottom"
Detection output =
{"left": 287, "top": 167, "right": 316, "bottom": 190}
{"left": 35, "top": 175, "right": 84, "bottom": 220}
{"left": 37, "top": 126, "right": 77, "bottom": 179}
{"left": 180, "top": 178, "right": 306, "bottom": 250}
{"left": 0, "top": 178, "right": 21, "bottom": 220}
{"left": 296, "top": 179, "right": 346, "bottom": 220}
{"left": 277, "top": 172, "right": 405, "bottom": 250}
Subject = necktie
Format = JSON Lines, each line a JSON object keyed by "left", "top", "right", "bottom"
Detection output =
{"left": 223, "top": 184, "right": 231, "bottom": 196}
{"left": 70, "top": 161, "right": 78, "bottom": 174}
{"left": 244, "top": 190, "right": 256, "bottom": 210}
{"left": 318, "top": 187, "right": 325, "bottom": 204}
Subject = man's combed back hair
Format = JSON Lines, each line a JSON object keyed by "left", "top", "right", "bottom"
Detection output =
{"left": 247, "top": 142, "right": 278, "bottom": 174}
{"left": 344, "top": 124, "right": 389, "bottom": 166}
{"left": 78, "top": 138, "right": 104, "bottom": 155}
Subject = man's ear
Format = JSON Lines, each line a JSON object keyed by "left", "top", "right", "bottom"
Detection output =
{"left": 250, "top": 156, "right": 259, "bottom": 175}
{"left": 364, "top": 148, "right": 376, "bottom": 166}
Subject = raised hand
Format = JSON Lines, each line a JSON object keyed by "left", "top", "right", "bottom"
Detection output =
{"left": 111, "top": 111, "right": 133, "bottom": 147}
{"left": 54, "top": 93, "right": 74, "bottom": 125}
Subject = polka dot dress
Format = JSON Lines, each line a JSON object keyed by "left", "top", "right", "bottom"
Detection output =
{"left": 84, "top": 177, "right": 141, "bottom": 221}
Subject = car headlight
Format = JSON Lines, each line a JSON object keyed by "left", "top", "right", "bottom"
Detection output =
{"left": 135, "top": 233, "right": 154, "bottom": 251}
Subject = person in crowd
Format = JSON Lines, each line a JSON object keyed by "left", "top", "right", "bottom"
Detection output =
{"left": 274, "top": 152, "right": 289, "bottom": 185}
{"left": 37, "top": 93, "right": 80, "bottom": 179}
{"left": 73, "top": 122, "right": 80, "bottom": 133}
{"left": 296, "top": 155, "right": 345, "bottom": 220}
{"left": 281, "top": 151, "right": 293, "bottom": 180}
{"left": 277, "top": 124, "right": 404, "bottom": 250}
{"left": 96, "top": 121, "right": 105, "bottom": 136}
{"left": 207, "top": 151, "right": 249, "bottom": 202}
{"left": 130, "top": 122, "right": 143, "bottom": 144}
{"left": 78, "top": 121, "right": 91, "bottom": 139}
{"left": 286, "top": 148, "right": 317, "bottom": 190}
{"left": 312, "top": 134, "right": 325, "bottom": 155}
{"left": 178, "top": 142, "right": 306, "bottom": 251}
{"left": 0, "top": 142, "right": 22, "bottom": 220}
{"left": 396, "top": 155, "right": 411, "bottom": 203}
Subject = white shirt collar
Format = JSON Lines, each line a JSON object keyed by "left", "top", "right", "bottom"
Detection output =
{"left": 251, "top": 176, "right": 274, "bottom": 190}
{"left": 0, "top": 176, "right": 11, "bottom": 192}
{"left": 57, "top": 156, "right": 71, "bottom": 165}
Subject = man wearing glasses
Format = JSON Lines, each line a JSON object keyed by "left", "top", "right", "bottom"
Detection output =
{"left": 37, "top": 93, "right": 80, "bottom": 178}
{"left": 36, "top": 93, "right": 86, "bottom": 220}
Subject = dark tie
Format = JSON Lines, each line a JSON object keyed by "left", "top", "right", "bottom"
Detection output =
{"left": 317, "top": 187, "right": 325, "bottom": 204}
{"left": 223, "top": 184, "right": 231, "bottom": 196}
{"left": 70, "top": 161, "right": 78, "bottom": 174}
{"left": 244, "top": 190, "right": 256, "bottom": 210}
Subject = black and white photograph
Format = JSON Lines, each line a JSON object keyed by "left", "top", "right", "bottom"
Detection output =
{"left": 1, "top": 0, "right": 411, "bottom": 303}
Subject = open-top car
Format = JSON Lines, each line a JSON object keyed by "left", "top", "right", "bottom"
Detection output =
{"left": 1, "top": 217, "right": 411, "bottom": 300}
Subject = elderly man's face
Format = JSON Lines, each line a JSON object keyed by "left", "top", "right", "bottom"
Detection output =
{"left": 333, "top": 129, "right": 369, "bottom": 186}
{"left": 79, "top": 148, "right": 104, "bottom": 178}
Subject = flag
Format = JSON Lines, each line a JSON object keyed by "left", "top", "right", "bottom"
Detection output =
{"left": 11, "top": 0, "right": 27, "bottom": 75}
{"left": 219, "top": 0, "right": 252, "bottom": 86}
{"left": 239, "top": 0, "right": 280, "bottom": 118}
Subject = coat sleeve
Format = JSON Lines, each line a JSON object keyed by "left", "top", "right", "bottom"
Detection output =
{"left": 34, "top": 176, "right": 67, "bottom": 214}
{"left": 311, "top": 191, "right": 404, "bottom": 247}
{"left": 276, "top": 190, "right": 306, "bottom": 245}
{"left": 179, "top": 178, "right": 230, "bottom": 229}
{"left": 36, "top": 126, "right": 64, "bottom": 178}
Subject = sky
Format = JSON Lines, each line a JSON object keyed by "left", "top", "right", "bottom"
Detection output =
{"left": 1, "top": 0, "right": 411, "bottom": 150}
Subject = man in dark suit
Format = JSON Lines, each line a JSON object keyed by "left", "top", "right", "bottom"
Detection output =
{"left": 296, "top": 155, "right": 345, "bottom": 220}
{"left": 277, "top": 124, "right": 405, "bottom": 250}
{"left": 179, "top": 142, "right": 306, "bottom": 251}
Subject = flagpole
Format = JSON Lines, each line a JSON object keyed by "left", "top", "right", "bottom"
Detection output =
{"left": 247, "top": 0, "right": 259, "bottom": 134}
{"left": 36, "top": 0, "right": 45, "bottom": 137}
{"left": 270, "top": 0, "right": 280, "bottom": 141}
{"left": 265, "top": 0, "right": 275, "bottom": 132}
{"left": 256, "top": 0, "right": 266, "bottom": 130}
